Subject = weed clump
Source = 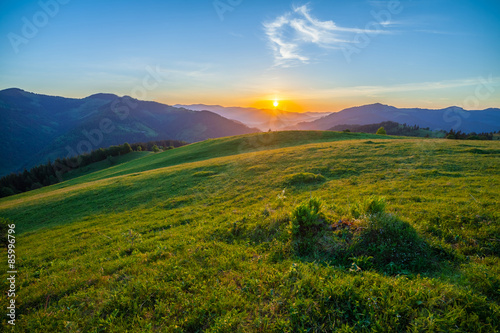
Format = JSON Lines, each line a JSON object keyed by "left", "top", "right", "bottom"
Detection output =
{"left": 285, "top": 172, "right": 325, "bottom": 185}
{"left": 349, "top": 196, "right": 386, "bottom": 218}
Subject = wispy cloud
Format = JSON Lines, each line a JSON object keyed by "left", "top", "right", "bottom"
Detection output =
{"left": 414, "top": 29, "right": 471, "bottom": 36}
{"left": 298, "top": 77, "right": 500, "bottom": 99}
{"left": 263, "top": 4, "right": 393, "bottom": 67}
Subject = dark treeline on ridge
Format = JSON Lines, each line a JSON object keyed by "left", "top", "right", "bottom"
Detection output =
{"left": 130, "top": 139, "right": 187, "bottom": 152}
{"left": 331, "top": 121, "right": 498, "bottom": 140}
{"left": 445, "top": 129, "right": 498, "bottom": 140}
{"left": 0, "top": 139, "right": 188, "bottom": 198}
{"left": 331, "top": 121, "right": 445, "bottom": 137}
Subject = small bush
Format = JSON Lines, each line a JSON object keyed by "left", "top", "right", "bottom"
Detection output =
{"left": 284, "top": 172, "right": 325, "bottom": 185}
{"left": 376, "top": 127, "right": 387, "bottom": 135}
{"left": 290, "top": 197, "right": 325, "bottom": 233}
{"left": 290, "top": 197, "right": 327, "bottom": 255}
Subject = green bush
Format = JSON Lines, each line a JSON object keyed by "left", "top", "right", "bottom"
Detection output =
{"left": 376, "top": 127, "right": 387, "bottom": 135}
{"left": 290, "top": 197, "right": 327, "bottom": 255}
{"left": 291, "top": 197, "right": 325, "bottom": 232}
{"left": 285, "top": 172, "right": 325, "bottom": 185}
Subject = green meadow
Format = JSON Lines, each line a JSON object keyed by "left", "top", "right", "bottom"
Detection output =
{"left": 1, "top": 131, "right": 499, "bottom": 332}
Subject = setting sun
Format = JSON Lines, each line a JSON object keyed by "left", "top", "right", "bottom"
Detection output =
{"left": 273, "top": 100, "right": 279, "bottom": 107}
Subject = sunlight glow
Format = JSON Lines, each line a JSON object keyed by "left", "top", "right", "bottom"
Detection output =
{"left": 273, "top": 100, "right": 279, "bottom": 107}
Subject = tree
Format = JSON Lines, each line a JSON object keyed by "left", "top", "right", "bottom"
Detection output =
{"left": 136, "top": 146, "right": 142, "bottom": 152}
{"left": 123, "top": 142, "right": 133, "bottom": 154}
{"left": 152, "top": 145, "right": 160, "bottom": 153}
{"left": 376, "top": 127, "right": 387, "bottom": 135}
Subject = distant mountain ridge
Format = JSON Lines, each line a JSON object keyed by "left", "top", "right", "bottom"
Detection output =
{"left": 0, "top": 88, "right": 259, "bottom": 176}
{"left": 291, "top": 103, "right": 500, "bottom": 133}
{"left": 2, "top": 89, "right": 499, "bottom": 177}
{"left": 175, "top": 104, "right": 330, "bottom": 131}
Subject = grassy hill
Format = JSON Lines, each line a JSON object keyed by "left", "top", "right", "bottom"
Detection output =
{"left": 1, "top": 131, "right": 499, "bottom": 332}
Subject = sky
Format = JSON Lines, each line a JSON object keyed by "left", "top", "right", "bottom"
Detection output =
{"left": 1, "top": 0, "right": 500, "bottom": 112}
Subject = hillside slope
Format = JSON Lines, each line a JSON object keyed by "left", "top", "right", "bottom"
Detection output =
{"left": 0, "top": 88, "right": 259, "bottom": 176}
{"left": 0, "top": 131, "right": 499, "bottom": 332}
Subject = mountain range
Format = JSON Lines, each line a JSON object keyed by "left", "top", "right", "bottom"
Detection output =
{"left": 0, "top": 88, "right": 259, "bottom": 176}
{"left": 175, "top": 104, "right": 330, "bottom": 131}
{"left": 1, "top": 88, "right": 499, "bottom": 177}
{"left": 291, "top": 103, "right": 500, "bottom": 133}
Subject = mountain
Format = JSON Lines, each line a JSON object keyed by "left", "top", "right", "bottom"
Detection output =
{"left": 292, "top": 103, "right": 500, "bottom": 133}
{"left": 0, "top": 88, "right": 259, "bottom": 176}
{"left": 175, "top": 104, "right": 330, "bottom": 131}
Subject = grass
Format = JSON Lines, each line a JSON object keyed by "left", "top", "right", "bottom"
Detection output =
{"left": 0, "top": 131, "right": 499, "bottom": 332}
{"left": 62, "top": 151, "right": 153, "bottom": 181}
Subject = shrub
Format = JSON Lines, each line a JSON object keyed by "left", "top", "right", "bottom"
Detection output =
{"left": 284, "top": 172, "right": 325, "bottom": 185}
{"left": 123, "top": 142, "right": 133, "bottom": 153}
{"left": 290, "top": 197, "right": 325, "bottom": 233}
{"left": 290, "top": 198, "right": 327, "bottom": 255}
{"left": 376, "top": 127, "right": 387, "bottom": 135}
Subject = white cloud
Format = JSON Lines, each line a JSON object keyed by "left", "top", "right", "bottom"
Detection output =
{"left": 295, "top": 77, "right": 500, "bottom": 99}
{"left": 264, "top": 4, "right": 393, "bottom": 67}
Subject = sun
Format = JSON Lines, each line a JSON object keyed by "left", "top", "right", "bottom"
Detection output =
{"left": 273, "top": 100, "right": 279, "bottom": 107}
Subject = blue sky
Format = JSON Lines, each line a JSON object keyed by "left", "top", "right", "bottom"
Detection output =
{"left": 1, "top": 0, "right": 499, "bottom": 111}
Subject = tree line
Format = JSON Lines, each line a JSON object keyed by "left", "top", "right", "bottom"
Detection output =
{"left": 0, "top": 139, "right": 188, "bottom": 198}
{"left": 333, "top": 121, "right": 498, "bottom": 140}
{"left": 445, "top": 129, "right": 498, "bottom": 140}
{"left": 130, "top": 139, "right": 187, "bottom": 152}
{"left": 333, "top": 121, "right": 445, "bottom": 137}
